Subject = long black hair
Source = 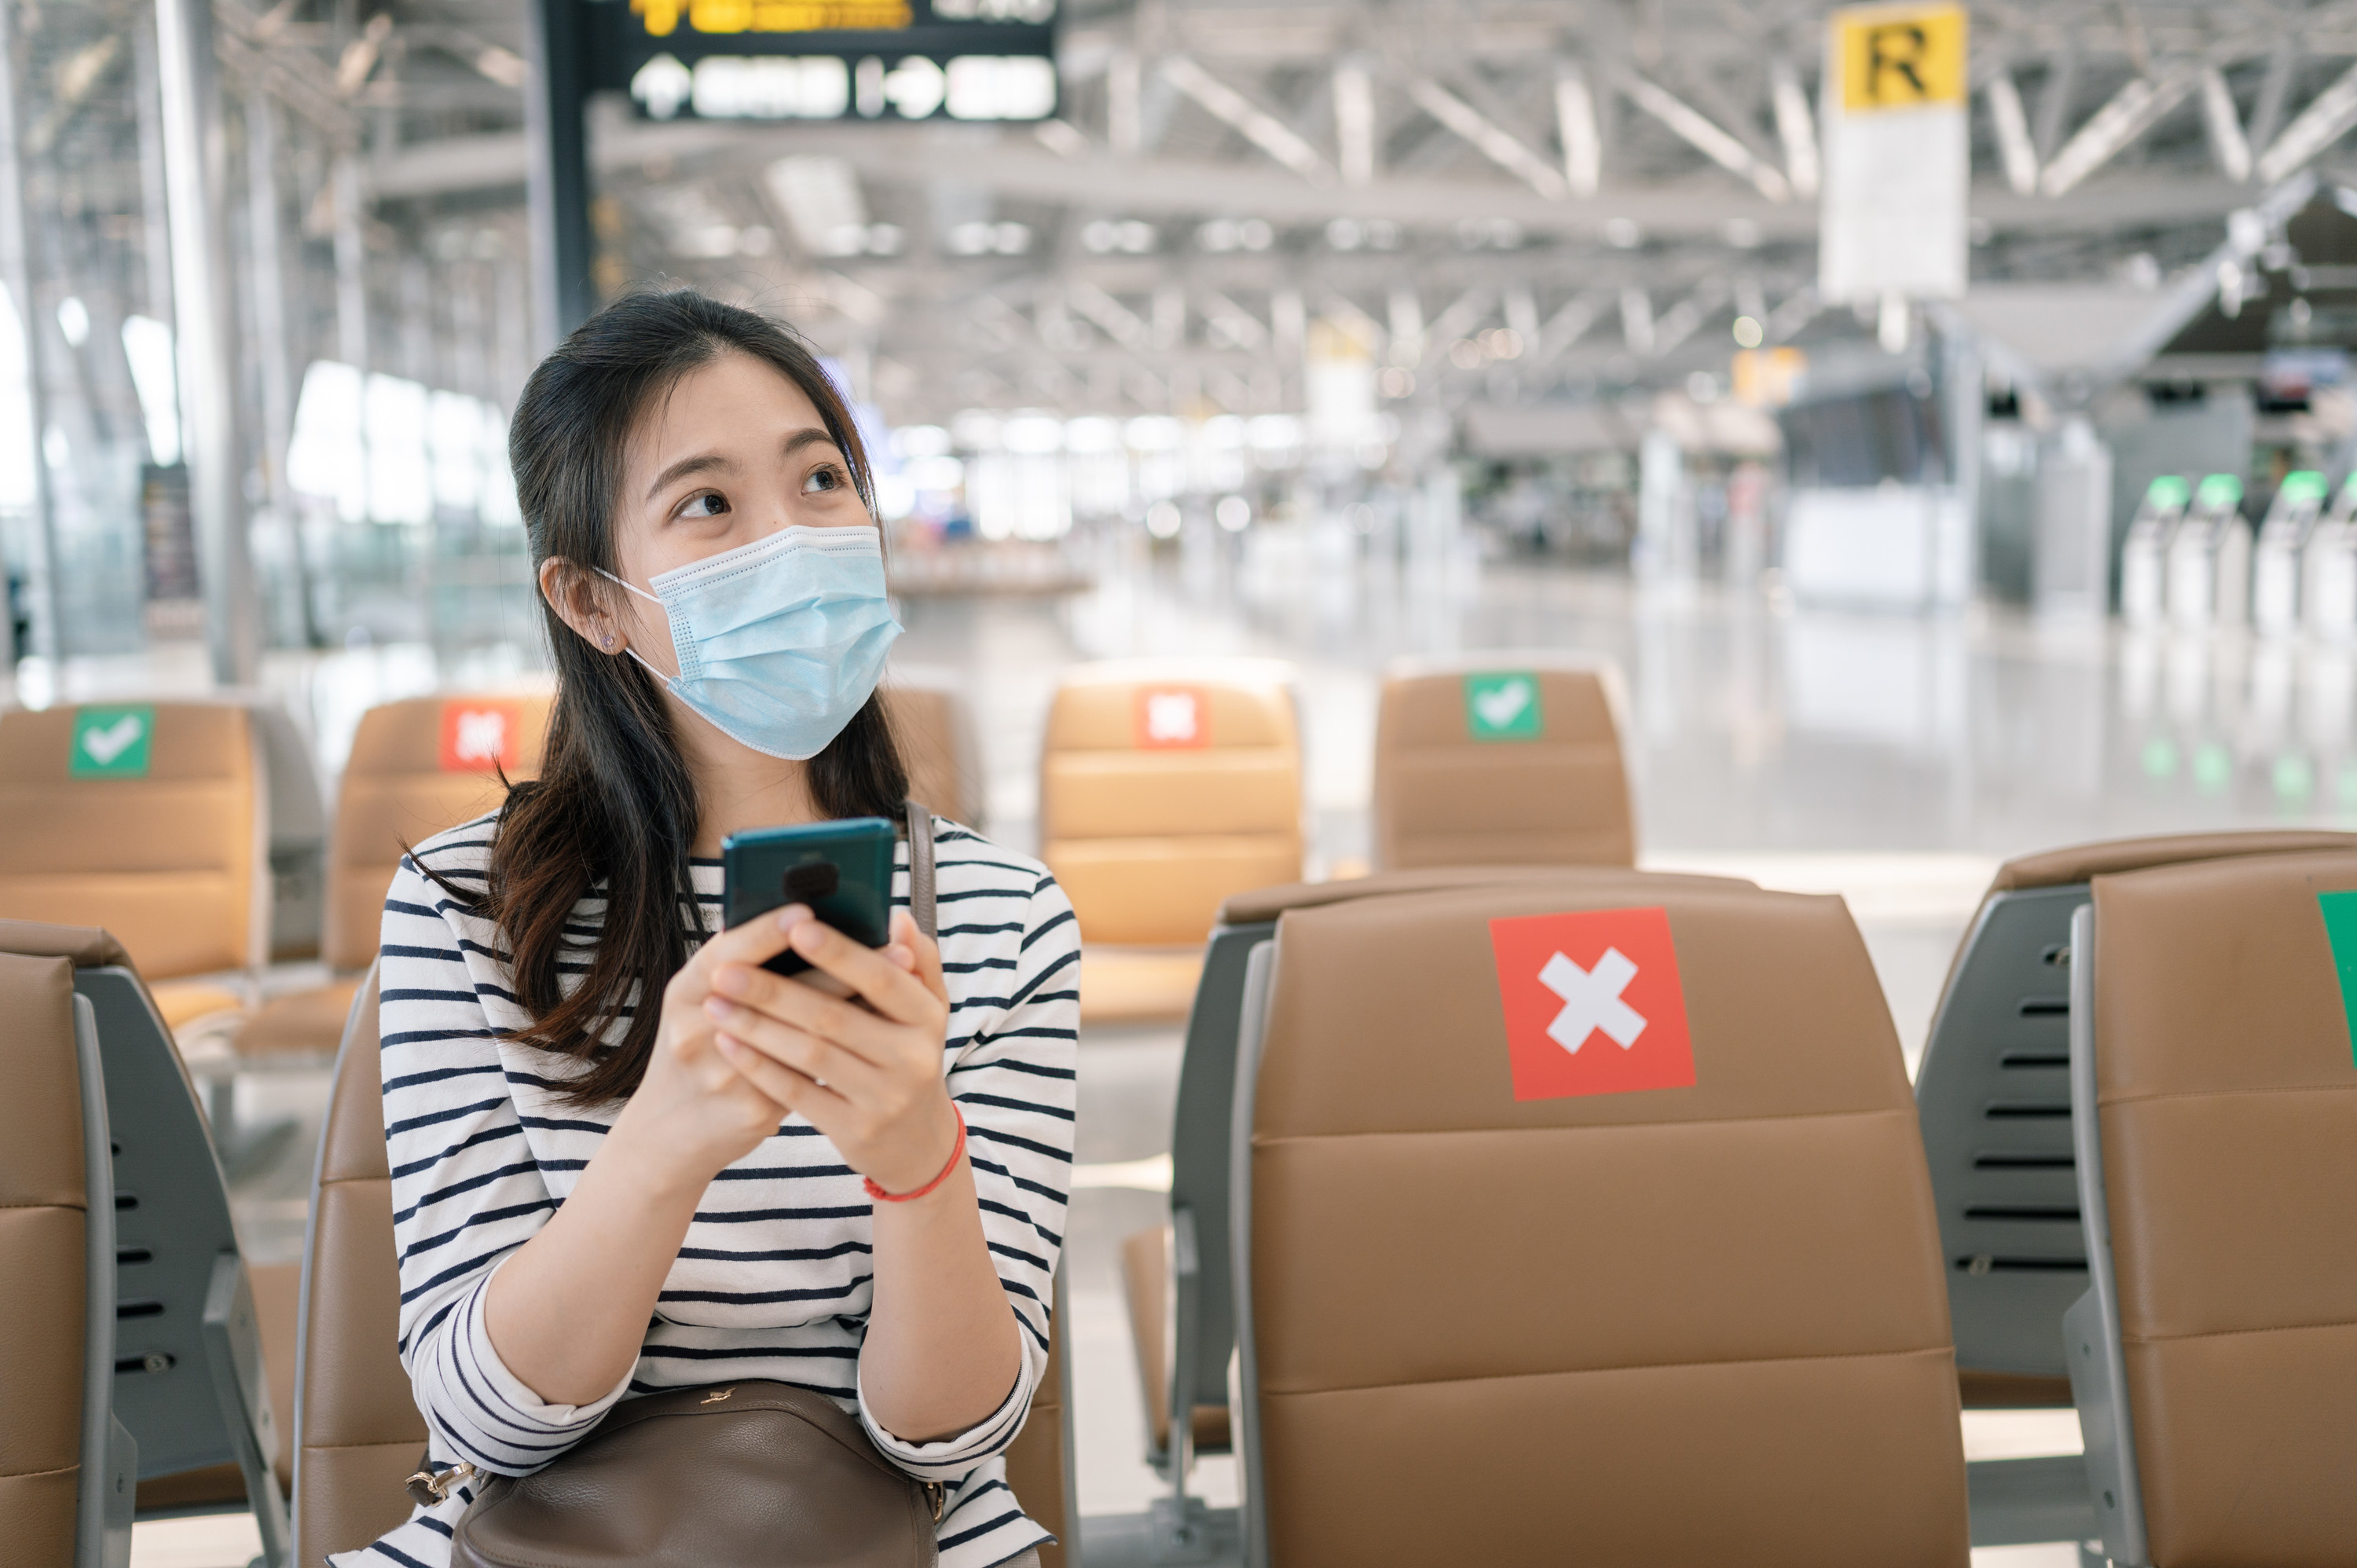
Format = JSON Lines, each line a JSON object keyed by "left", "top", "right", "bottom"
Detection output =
{"left": 472, "top": 287, "right": 907, "bottom": 1105}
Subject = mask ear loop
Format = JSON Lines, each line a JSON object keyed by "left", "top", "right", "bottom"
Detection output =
{"left": 591, "top": 566, "right": 681, "bottom": 683}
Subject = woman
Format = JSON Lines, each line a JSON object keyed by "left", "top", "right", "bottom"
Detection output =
{"left": 340, "top": 289, "right": 1076, "bottom": 1568}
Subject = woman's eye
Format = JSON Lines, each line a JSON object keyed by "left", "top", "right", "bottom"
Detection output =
{"left": 803, "top": 464, "right": 844, "bottom": 494}
{"left": 680, "top": 491, "right": 729, "bottom": 518}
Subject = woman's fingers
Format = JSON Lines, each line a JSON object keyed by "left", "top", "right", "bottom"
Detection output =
{"left": 713, "top": 1035, "right": 854, "bottom": 1126}
{"left": 710, "top": 957, "right": 904, "bottom": 1064}
{"left": 703, "top": 997, "right": 886, "bottom": 1097}
{"left": 680, "top": 903, "right": 808, "bottom": 987}
{"left": 887, "top": 910, "right": 950, "bottom": 1003}
{"left": 776, "top": 914, "right": 944, "bottom": 1026}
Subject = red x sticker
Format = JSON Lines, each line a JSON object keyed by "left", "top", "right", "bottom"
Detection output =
{"left": 438, "top": 699, "right": 522, "bottom": 773}
{"left": 1489, "top": 906, "right": 1696, "bottom": 1101}
{"left": 1133, "top": 686, "right": 1209, "bottom": 749}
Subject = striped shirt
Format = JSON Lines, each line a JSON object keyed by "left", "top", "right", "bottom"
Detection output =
{"left": 333, "top": 810, "right": 1080, "bottom": 1568}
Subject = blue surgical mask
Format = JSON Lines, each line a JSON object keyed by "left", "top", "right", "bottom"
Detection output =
{"left": 599, "top": 524, "right": 902, "bottom": 761}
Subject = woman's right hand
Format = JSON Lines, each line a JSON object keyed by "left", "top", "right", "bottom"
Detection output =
{"left": 608, "top": 907, "right": 809, "bottom": 1188}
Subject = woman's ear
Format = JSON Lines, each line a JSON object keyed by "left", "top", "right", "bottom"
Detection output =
{"left": 539, "top": 557, "right": 625, "bottom": 654}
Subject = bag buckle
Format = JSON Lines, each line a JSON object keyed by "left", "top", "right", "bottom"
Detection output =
{"left": 926, "top": 1482, "right": 947, "bottom": 1522}
{"left": 405, "top": 1461, "right": 478, "bottom": 1508}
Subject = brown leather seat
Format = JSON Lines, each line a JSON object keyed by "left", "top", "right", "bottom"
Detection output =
{"left": 2074, "top": 847, "right": 2357, "bottom": 1563}
{"left": 0, "top": 920, "right": 292, "bottom": 1527}
{"left": 1236, "top": 876, "right": 1969, "bottom": 1564}
{"left": 1124, "top": 865, "right": 1762, "bottom": 1476}
{"left": 0, "top": 702, "right": 269, "bottom": 1026}
{"left": 0, "top": 943, "right": 93, "bottom": 1561}
{"left": 882, "top": 683, "right": 984, "bottom": 829}
{"left": 298, "top": 973, "right": 1079, "bottom": 1568}
{"left": 294, "top": 973, "right": 431, "bottom": 1566}
{"left": 1371, "top": 658, "right": 1634, "bottom": 872}
{"left": 240, "top": 693, "right": 550, "bottom": 1060}
{"left": 1041, "top": 662, "right": 1303, "bottom": 1021}
{"left": 1923, "top": 829, "right": 2357, "bottom": 1412}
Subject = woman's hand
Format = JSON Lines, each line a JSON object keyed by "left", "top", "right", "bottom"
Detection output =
{"left": 607, "top": 911, "right": 808, "bottom": 1190}
{"left": 702, "top": 906, "right": 961, "bottom": 1196}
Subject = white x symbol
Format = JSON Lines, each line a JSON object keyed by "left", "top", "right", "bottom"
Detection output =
{"left": 1538, "top": 947, "right": 1646, "bottom": 1054}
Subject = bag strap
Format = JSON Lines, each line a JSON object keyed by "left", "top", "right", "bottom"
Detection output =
{"left": 904, "top": 799, "right": 936, "bottom": 940}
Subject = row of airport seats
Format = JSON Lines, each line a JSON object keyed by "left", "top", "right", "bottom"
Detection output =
{"left": 0, "top": 652, "right": 1629, "bottom": 1041}
{"left": 0, "top": 679, "right": 984, "bottom": 1058}
{"left": 1039, "top": 654, "right": 1633, "bottom": 1020}
{"left": 1117, "top": 832, "right": 2357, "bottom": 1565}
{"left": 0, "top": 918, "right": 1080, "bottom": 1568}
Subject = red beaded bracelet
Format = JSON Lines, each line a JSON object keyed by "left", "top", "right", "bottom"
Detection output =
{"left": 864, "top": 1108, "right": 967, "bottom": 1203}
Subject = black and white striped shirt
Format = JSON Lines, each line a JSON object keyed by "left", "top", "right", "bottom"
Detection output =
{"left": 333, "top": 811, "right": 1079, "bottom": 1568}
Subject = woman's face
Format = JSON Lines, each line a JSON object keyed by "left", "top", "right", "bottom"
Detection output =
{"left": 605, "top": 350, "right": 871, "bottom": 671}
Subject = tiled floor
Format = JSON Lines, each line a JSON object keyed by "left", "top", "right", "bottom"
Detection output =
{"left": 95, "top": 544, "right": 2343, "bottom": 1563}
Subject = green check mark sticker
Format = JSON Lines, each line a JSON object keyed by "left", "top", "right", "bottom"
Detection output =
{"left": 71, "top": 705, "right": 155, "bottom": 779}
{"left": 2318, "top": 890, "right": 2357, "bottom": 1069}
{"left": 1465, "top": 672, "right": 1543, "bottom": 741}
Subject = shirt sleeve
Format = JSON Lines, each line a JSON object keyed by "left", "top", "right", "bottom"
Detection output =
{"left": 379, "top": 846, "right": 632, "bottom": 1475}
{"left": 858, "top": 867, "right": 1080, "bottom": 1478}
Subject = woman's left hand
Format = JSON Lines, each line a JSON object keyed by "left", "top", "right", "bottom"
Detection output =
{"left": 702, "top": 906, "right": 962, "bottom": 1196}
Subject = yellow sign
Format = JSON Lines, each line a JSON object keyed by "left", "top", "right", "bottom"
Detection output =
{"left": 1835, "top": 3, "right": 1967, "bottom": 112}
{"left": 633, "top": 0, "right": 915, "bottom": 37}
{"left": 1732, "top": 347, "right": 1808, "bottom": 408}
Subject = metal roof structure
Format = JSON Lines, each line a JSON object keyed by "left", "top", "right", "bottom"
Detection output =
{"left": 24, "top": 1, "right": 2357, "bottom": 430}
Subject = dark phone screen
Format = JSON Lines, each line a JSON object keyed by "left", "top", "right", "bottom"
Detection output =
{"left": 720, "top": 817, "right": 896, "bottom": 977}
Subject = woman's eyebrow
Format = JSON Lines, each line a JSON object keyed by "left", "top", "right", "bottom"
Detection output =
{"left": 781, "top": 427, "right": 841, "bottom": 460}
{"left": 645, "top": 451, "right": 734, "bottom": 500}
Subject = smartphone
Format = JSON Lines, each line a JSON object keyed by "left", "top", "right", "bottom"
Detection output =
{"left": 721, "top": 817, "right": 896, "bottom": 977}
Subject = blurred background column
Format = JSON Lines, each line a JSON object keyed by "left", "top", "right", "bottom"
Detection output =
{"left": 153, "top": 0, "right": 257, "bottom": 685}
{"left": 0, "top": 0, "right": 60, "bottom": 661}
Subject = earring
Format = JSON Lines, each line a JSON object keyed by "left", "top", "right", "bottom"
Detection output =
{"left": 599, "top": 632, "right": 614, "bottom": 650}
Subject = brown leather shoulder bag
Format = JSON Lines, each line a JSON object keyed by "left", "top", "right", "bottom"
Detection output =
{"left": 445, "top": 1381, "right": 943, "bottom": 1568}
{"left": 407, "top": 805, "right": 948, "bottom": 1568}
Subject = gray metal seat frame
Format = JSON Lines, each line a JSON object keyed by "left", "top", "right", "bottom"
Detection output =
{"left": 1916, "top": 883, "right": 2107, "bottom": 1551}
{"left": 74, "top": 962, "right": 291, "bottom": 1566}
{"left": 1118, "top": 918, "right": 1271, "bottom": 1561}
{"left": 1917, "top": 882, "right": 2096, "bottom": 1378}
{"left": 2061, "top": 903, "right": 2154, "bottom": 1566}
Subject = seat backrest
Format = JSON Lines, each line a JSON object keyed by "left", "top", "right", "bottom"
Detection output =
{"left": 1039, "top": 662, "right": 1303, "bottom": 945}
{"left": 1234, "top": 877, "right": 1968, "bottom": 1565}
{"left": 324, "top": 694, "right": 552, "bottom": 971}
{"left": 0, "top": 944, "right": 92, "bottom": 1562}
{"left": 2073, "top": 848, "right": 2357, "bottom": 1563}
{"left": 1371, "top": 658, "right": 1634, "bottom": 871}
{"left": 882, "top": 683, "right": 984, "bottom": 829}
{"left": 294, "top": 971, "right": 427, "bottom": 1567}
{"left": 999, "top": 1270, "right": 1076, "bottom": 1568}
{"left": 1160, "top": 867, "right": 1758, "bottom": 1436}
{"left": 70, "top": 943, "right": 269, "bottom": 1486}
{"left": 1918, "top": 829, "right": 2357, "bottom": 1406}
{"left": 295, "top": 973, "right": 1081, "bottom": 1566}
{"left": 0, "top": 919, "right": 277, "bottom": 1545}
{"left": 0, "top": 703, "right": 269, "bottom": 980}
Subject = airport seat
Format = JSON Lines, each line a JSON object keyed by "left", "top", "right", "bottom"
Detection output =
{"left": 0, "top": 920, "right": 291, "bottom": 1565}
{"left": 2065, "top": 848, "right": 2357, "bottom": 1566}
{"left": 1118, "top": 866, "right": 1754, "bottom": 1555}
{"left": 0, "top": 933, "right": 113, "bottom": 1565}
{"left": 1371, "top": 654, "right": 1635, "bottom": 871}
{"left": 1226, "top": 876, "right": 1970, "bottom": 1566}
{"left": 297, "top": 972, "right": 1080, "bottom": 1568}
{"left": 238, "top": 693, "right": 550, "bottom": 1063}
{"left": 1917, "top": 830, "right": 2357, "bottom": 1412}
{"left": 1039, "top": 661, "right": 1303, "bottom": 1022}
{"left": 0, "top": 702, "right": 272, "bottom": 1039}
{"left": 883, "top": 680, "right": 986, "bottom": 829}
